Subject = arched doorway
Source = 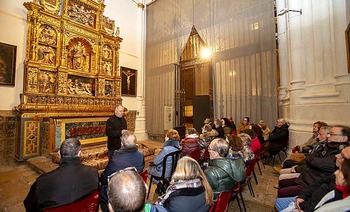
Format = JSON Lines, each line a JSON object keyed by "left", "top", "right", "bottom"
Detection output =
{"left": 175, "top": 26, "right": 213, "bottom": 133}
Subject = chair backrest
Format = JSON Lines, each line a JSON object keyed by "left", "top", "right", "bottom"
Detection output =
{"left": 203, "top": 147, "right": 210, "bottom": 161}
{"left": 139, "top": 170, "right": 148, "bottom": 183}
{"left": 210, "top": 190, "right": 233, "bottom": 212}
{"left": 161, "top": 150, "right": 181, "bottom": 179}
{"left": 180, "top": 138, "right": 200, "bottom": 157}
{"left": 43, "top": 190, "right": 99, "bottom": 212}
{"left": 246, "top": 158, "right": 256, "bottom": 178}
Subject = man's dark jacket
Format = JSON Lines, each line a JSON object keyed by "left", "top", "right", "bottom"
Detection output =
{"left": 295, "top": 143, "right": 340, "bottom": 187}
{"left": 24, "top": 157, "right": 99, "bottom": 211}
{"left": 268, "top": 123, "right": 289, "bottom": 155}
{"left": 100, "top": 146, "right": 145, "bottom": 201}
{"left": 298, "top": 174, "right": 335, "bottom": 212}
{"left": 106, "top": 114, "right": 127, "bottom": 151}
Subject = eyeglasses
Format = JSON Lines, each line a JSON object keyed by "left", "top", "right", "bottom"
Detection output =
{"left": 208, "top": 148, "right": 216, "bottom": 153}
{"left": 108, "top": 167, "right": 137, "bottom": 183}
{"left": 329, "top": 133, "right": 344, "bottom": 136}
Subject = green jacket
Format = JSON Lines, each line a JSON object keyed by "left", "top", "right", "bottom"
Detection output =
{"left": 204, "top": 157, "right": 246, "bottom": 201}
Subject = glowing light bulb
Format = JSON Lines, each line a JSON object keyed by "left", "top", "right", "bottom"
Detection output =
{"left": 201, "top": 48, "right": 211, "bottom": 59}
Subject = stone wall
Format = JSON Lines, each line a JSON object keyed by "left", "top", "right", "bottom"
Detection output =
{"left": 0, "top": 110, "right": 17, "bottom": 166}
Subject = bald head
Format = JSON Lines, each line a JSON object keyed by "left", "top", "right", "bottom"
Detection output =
{"left": 114, "top": 105, "right": 125, "bottom": 118}
{"left": 108, "top": 169, "right": 146, "bottom": 212}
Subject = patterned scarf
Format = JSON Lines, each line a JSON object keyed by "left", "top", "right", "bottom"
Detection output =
{"left": 157, "top": 178, "right": 203, "bottom": 205}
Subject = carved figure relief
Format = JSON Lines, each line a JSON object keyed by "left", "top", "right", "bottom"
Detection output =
{"left": 38, "top": 45, "right": 56, "bottom": 65}
{"left": 102, "top": 45, "right": 112, "bottom": 60}
{"left": 27, "top": 68, "right": 39, "bottom": 92}
{"left": 105, "top": 80, "right": 113, "bottom": 96}
{"left": 68, "top": 2, "right": 95, "bottom": 27}
{"left": 67, "top": 75, "right": 94, "bottom": 96}
{"left": 39, "top": 25, "right": 57, "bottom": 45}
{"left": 102, "top": 16, "right": 115, "bottom": 36}
{"left": 40, "top": 71, "right": 56, "bottom": 93}
{"left": 103, "top": 61, "right": 112, "bottom": 76}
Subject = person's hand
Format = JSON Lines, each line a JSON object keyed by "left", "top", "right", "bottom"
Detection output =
{"left": 295, "top": 197, "right": 304, "bottom": 210}
{"left": 122, "top": 129, "right": 128, "bottom": 134}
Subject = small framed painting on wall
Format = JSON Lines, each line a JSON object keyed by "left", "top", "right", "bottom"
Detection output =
{"left": 121, "top": 66, "right": 137, "bottom": 97}
{"left": 0, "top": 42, "right": 17, "bottom": 86}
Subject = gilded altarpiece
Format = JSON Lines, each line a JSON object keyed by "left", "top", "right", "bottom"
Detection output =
{"left": 15, "top": 0, "right": 123, "bottom": 161}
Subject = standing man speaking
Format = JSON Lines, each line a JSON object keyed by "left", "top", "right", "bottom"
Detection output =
{"left": 106, "top": 105, "right": 127, "bottom": 159}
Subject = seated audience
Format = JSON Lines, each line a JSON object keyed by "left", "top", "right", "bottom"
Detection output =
{"left": 277, "top": 125, "right": 350, "bottom": 198}
{"left": 251, "top": 124, "right": 265, "bottom": 145}
{"left": 100, "top": 130, "right": 145, "bottom": 211}
{"left": 204, "top": 138, "right": 246, "bottom": 202}
{"left": 148, "top": 129, "right": 181, "bottom": 194}
{"left": 213, "top": 119, "right": 225, "bottom": 139}
{"left": 227, "top": 134, "right": 254, "bottom": 164}
{"left": 152, "top": 156, "right": 213, "bottom": 212}
{"left": 227, "top": 116, "right": 237, "bottom": 133}
{"left": 221, "top": 118, "right": 233, "bottom": 137}
{"left": 107, "top": 167, "right": 146, "bottom": 212}
{"left": 292, "top": 121, "right": 327, "bottom": 154}
{"left": 199, "top": 124, "right": 218, "bottom": 160}
{"left": 278, "top": 125, "right": 330, "bottom": 181}
{"left": 244, "top": 128, "right": 262, "bottom": 159}
{"left": 237, "top": 116, "right": 252, "bottom": 134}
{"left": 24, "top": 138, "right": 99, "bottom": 211}
{"left": 275, "top": 146, "right": 350, "bottom": 212}
{"left": 258, "top": 119, "right": 271, "bottom": 142}
{"left": 180, "top": 127, "right": 200, "bottom": 158}
{"left": 266, "top": 118, "right": 289, "bottom": 157}
{"left": 313, "top": 158, "right": 350, "bottom": 211}
{"left": 202, "top": 118, "right": 212, "bottom": 129}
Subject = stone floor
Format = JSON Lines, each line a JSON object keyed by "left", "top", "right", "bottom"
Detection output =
{"left": 0, "top": 140, "right": 281, "bottom": 212}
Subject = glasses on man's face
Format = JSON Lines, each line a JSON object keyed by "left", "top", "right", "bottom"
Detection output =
{"left": 329, "top": 132, "right": 343, "bottom": 137}
{"left": 208, "top": 147, "right": 215, "bottom": 153}
{"left": 108, "top": 167, "right": 137, "bottom": 183}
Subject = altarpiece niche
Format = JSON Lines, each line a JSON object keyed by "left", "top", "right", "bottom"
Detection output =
{"left": 15, "top": 0, "right": 124, "bottom": 161}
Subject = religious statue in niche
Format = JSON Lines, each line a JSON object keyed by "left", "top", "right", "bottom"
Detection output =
{"left": 105, "top": 80, "right": 114, "bottom": 97}
{"left": 103, "top": 61, "right": 112, "bottom": 76}
{"left": 38, "top": 25, "right": 57, "bottom": 46}
{"left": 71, "top": 41, "right": 86, "bottom": 69}
{"left": 102, "top": 45, "right": 112, "bottom": 60}
{"left": 67, "top": 2, "right": 95, "bottom": 27}
{"left": 67, "top": 75, "right": 94, "bottom": 96}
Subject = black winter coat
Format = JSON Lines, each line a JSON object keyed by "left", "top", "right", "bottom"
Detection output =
{"left": 298, "top": 175, "right": 335, "bottom": 211}
{"left": 295, "top": 144, "right": 340, "bottom": 187}
{"left": 268, "top": 124, "right": 289, "bottom": 155}
{"left": 162, "top": 187, "right": 210, "bottom": 212}
{"left": 106, "top": 115, "right": 127, "bottom": 151}
{"left": 24, "top": 157, "right": 99, "bottom": 211}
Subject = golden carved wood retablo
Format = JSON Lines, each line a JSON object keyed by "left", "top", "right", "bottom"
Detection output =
{"left": 15, "top": 0, "right": 124, "bottom": 161}
{"left": 18, "top": 0, "right": 122, "bottom": 115}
